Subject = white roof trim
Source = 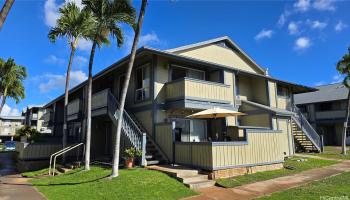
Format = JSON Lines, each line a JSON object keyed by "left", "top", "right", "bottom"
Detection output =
{"left": 166, "top": 36, "right": 266, "bottom": 74}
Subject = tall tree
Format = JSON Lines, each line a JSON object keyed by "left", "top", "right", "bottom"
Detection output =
{"left": 0, "top": 0, "right": 14, "bottom": 31}
{"left": 82, "top": 0, "right": 135, "bottom": 171}
{"left": 336, "top": 46, "right": 350, "bottom": 155}
{"left": 48, "top": 2, "right": 94, "bottom": 158}
{"left": 111, "top": 0, "right": 147, "bottom": 178}
{"left": 0, "top": 58, "right": 26, "bottom": 114}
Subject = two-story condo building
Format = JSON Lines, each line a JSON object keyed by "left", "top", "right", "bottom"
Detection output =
{"left": 0, "top": 116, "right": 24, "bottom": 141}
{"left": 18, "top": 36, "right": 322, "bottom": 178}
{"left": 22, "top": 105, "right": 51, "bottom": 134}
{"left": 295, "top": 83, "right": 350, "bottom": 146}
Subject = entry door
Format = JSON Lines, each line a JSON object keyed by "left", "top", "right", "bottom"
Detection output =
{"left": 190, "top": 120, "right": 207, "bottom": 142}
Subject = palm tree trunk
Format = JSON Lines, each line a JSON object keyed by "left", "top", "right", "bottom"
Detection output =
{"left": 63, "top": 40, "right": 77, "bottom": 162}
{"left": 0, "top": 0, "right": 15, "bottom": 31}
{"left": 0, "top": 87, "right": 7, "bottom": 114}
{"left": 111, "top": 0, "right": 148, "bottom": 178}
{"left": 342, "top": 91, "right": 350, "bottom": 155}
{"left": 85, "top": 40, "right": 97, "bottom": 171}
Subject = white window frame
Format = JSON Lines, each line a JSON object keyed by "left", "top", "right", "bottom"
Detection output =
{"left": 170, "top": 64, "right": 206, "bottom": 81}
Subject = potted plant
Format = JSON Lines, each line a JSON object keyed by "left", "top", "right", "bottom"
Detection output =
{"left": 124, "top": 147, "right": 142, "bottom": 169}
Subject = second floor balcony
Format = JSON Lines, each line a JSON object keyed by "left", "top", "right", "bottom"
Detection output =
{"left": 165, "top": 78, "right": 232, "bottom": 109}
{"left": 67, "top": 99, "right": 82, "bottom": 121}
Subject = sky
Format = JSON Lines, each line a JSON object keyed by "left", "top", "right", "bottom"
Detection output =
{"left": 0, "top": 0, "right": 349, "bottom": 116}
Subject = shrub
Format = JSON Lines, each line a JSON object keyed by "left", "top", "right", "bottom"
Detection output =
{"left": 124, "top": 147, "right": 142, "bottom": 159}
{"left": 15, "top": 126, "right": 41, "bottom": 142}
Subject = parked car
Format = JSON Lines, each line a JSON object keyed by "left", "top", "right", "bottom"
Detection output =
{"left": 4, "top": 141, "right": 16, "bottom": 151}
{"left": 346, "top": 136, "right": 350, "bottom": 145}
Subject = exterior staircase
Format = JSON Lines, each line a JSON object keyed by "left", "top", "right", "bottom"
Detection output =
{"left": 291, "top": 105, "right": 322, "bottom": 152}
{"left": 99, "top": 89, "right": 167, "bottom": 166}
{"left": 147, "top": 165, "right": 216, "bottom": 190}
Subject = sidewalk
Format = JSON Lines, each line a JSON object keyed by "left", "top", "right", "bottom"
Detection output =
{"left": 0, "top": 152, "right": 46, "bottom": 200}
{"left": 184, "top": 160, "right": 350, "bottom": 200}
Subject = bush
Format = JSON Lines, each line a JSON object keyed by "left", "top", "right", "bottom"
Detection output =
{"left": 14, "top": 126, "right": 41, "bottom": 142}
{"left": 124, "top": 147, "right": 142, "bottom": 159}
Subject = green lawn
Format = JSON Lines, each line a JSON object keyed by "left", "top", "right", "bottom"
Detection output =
{"left": 216, "top": 156, "right": 338, "bottom": 188}
{"left": 22, "top": 168, "right": 49, "bottom": 178}
{"left": 260, "top": 171, "right": 350, "bottom": 200}
{"left": 307, "top": 146, "right": 350, "bottom": 160}
{"left": 29, "top": 167, "right": 196, "bottom": 200}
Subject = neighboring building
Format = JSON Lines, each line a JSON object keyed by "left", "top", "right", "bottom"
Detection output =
{"left": 19, "top": 36, "right": 321, "bottom": 178}
{"left": 0, "top": 116, "right": 24, "bottom": 141}
{"left": 22, "top": 105, "right": 51, "bottom": 134}
{"left": 294, "top": 83, "right": 349, "bottom": 146}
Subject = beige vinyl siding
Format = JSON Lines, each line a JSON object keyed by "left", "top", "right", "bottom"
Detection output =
{"left": 238, "top": 76, "right": 253, "bottom": 101}
{"left": 177, "top": 44, "right": 263, "bottom": 74}
{"left": 277, "top": 97, "right": 290, "bottom": 110}
{"left": 166, "top": 78, "right": 231, "bottom": 102}
{"left": 173, "top": 129, "right": 285, "bottom": 170}
{"left": 268, "top": 81, "right": 277, "bottom": 108}
{"left": 155, "top": 123, "right": 173, "bottom": 162}
{"left": 241, "top": 114, "right": 271, "bottom": 128}
{"left": 134, "top": 110, "right": 153, "bottom": 137}
{"left": 277, "top": 118, "right": 293, "bottom": 156}
{"left": 154, "top": 57, "right": 169, "bottom": 104}
{"left": 238, "top": 76, "right": 268, "bottom": 105}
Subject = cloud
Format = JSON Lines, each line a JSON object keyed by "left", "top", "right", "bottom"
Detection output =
{"left": 44, "top": 0, "right": 84, "bottom": 28}
{"left": 44, "top": 0, "right": 60, "bottom": 27}
{"left": 39, "top": 70, "right": 87, "bottom": 93}
{"left": 44, "top": 55, "right": 65, "bottom": 66}
{"left": 309, "top": 20, "right": 328, "bottom": 29}
{"left": 294, "top": 37, "right": 311, "bottom": 50}
{"left": 123, "top": 31, "right": 166, "bottom": 53}
{"left": 77, "top": 38, "right": 92, "bottom": 51}
{"left": 73, "top": 55, "right": 88, "bottom": 68}
{"left": 314, "top": 74, "right": 344, "bottom": 86}
{"left": 313, "top": 0, "right": 336, "bottom": 11}
{"left": 288, "top": 22, "right": 300, "bottom": 35}
{"left": 294, "top": 0, "right": 311, "bottom": 12}
{"left": 335, "top": 20, "right": 348, "bottom": 32}
{"left": 0, "top": 104, "right": 20, "bottom": 116}
{"left": 254, "top": 29, "right": 273, "bottom": 41}
{"left": 277, "top": 10, "right": 292, "bottom": 27}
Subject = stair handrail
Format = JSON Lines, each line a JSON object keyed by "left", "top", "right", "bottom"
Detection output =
{"left": 51, "top": 143, "right": 85, "bottom": 176}
{"left": 48, "top": 144, "right": 77, "bottom": 175}
{"left": 106, "top": 90, "right": 146, "bottom": 166}
{"left": 292, "top": 104, "right": 321, "bottom": 151}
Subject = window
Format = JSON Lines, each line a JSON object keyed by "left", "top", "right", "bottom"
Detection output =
{"left": 135, "top": 64, "right": 150, "bottom": 102}
{"left": 316, "top": 102, "right": 332, "bottom": 111}
{"left": 277, "top": 85, "right": 290, "bottom": 98}
{"left": 171, "top": 66, "right": 205, "bottom": 81}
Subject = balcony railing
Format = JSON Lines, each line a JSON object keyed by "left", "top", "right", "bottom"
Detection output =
{"left": 67, "top": 99, "right": 82, "bottom": 121}
{"left": 315, "top": 110, "right": 346, "bottom": 120}
{"left": 42, "top": 109, "right": 54, "bottom": 126}
{"left": 165, "top": 78, "right": 232, "bottom": 104}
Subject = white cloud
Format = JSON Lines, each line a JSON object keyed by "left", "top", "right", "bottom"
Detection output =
{"left": 77, "top": 38, "right": 92, "bottom": 51}
{"left": 294, "top": 0, "right": 311, "bottom": 12}
{"left": 288, "top": 22, "right": 300, "bottom": 35}
{"left": 331, "top": 74, "right": 343, "bottom": 84}
{"left": 313, "top": 0, "right": 336, "bottom": 11}
{"left": 0, "top": 104, "right": 20, "bottom": 116}
{"left": 310, "top": 20, "right": 328, "bottom": 29}
{"left": 277, "top": 10, "right": 292, "bottom": 27}
{"left": 39, "top": 70, "right": 87, "bottom": 93}
{"left": 123, "top": 31, "right": 166, "bottom": 53}
{"left": 73, "top": 55, "right": 88, "bottom": 68}
{"left": 254, "top": 29, "right": 273, "bottom": 41}
{"left": 294, "top": 37, "right": 311, "bottom": 50}
{"left": 44, "top": 0, "right": 84, "bottom": 28}
{"left": 44, "top": 0, "right": 60, "bottom": 27}
{"left": 335, "top": 20, "right": 348, "bottom": 32}
{"left": 44, "top": 55, "right": 65, "bottom": 65}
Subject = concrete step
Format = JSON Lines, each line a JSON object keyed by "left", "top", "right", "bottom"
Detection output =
{"left": 147, "top": 165, "right": 199, "bottom": 177}
{"left": 185, "top": 180, "right": 216, "bottom": 190}
{"left": 147, "top": 160, "right": 160, "bottom": 165}
{"left": 180, "top": 174, "right": 209, "bottom": 184}
{"left": 56, "top": 166, "right": 72, "bottom": 174}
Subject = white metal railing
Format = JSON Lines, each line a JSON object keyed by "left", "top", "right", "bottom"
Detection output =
{"left": 48, "top": 143, "right": 85, "bottom": 176}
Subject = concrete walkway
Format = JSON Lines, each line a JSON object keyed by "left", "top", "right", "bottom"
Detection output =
{"left": 184, "top": 160, "right": 350, "bottom": 200}
{"left": 0, "top": 152, "right": 46, "bottom": 200}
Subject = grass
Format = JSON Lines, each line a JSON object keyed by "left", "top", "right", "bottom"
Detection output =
{"left": 29, "top": 166, "right": 196, "bottom": 200}
{"left": 307, "top": 146, "right": 350, "bottom": 160}
{"left": 22, "top": 168, "right": 49, "bottom": 178}
{"left": 216, "top": 156, "right": 338, "bottom": 188}
{"left": 260, "top": 171, "right": 350, "bottom": 200}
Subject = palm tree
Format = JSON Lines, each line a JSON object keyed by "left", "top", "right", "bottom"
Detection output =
{"left": 111, "top": 0, "right": 147, "bottom": 178}
{"left": 0, "top": 0, "right": 15, "bottom": 31}
{"left": 0, "top": 58, "right": 26, "bottom": 114}
{"left": 48, "top": 2, "right": 94, "bottom": 159}
{"left": 336, "top": 46, "right": 350, "bottom": 155}
{"left": 82, "top": 0, "right": 135, "bottom": 171}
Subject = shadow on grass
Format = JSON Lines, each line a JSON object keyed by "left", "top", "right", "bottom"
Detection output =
{"left": 32, "top": 174, "right": 110, "bottom": 186}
